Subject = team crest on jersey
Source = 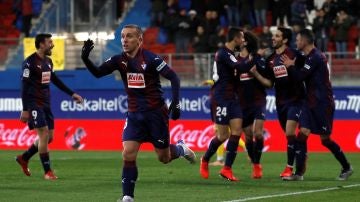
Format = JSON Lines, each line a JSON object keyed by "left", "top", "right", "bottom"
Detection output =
{"left": 273, "top": 65, "right": 288, "bottom": 78}
{"left": 41, "top": 71, "right": 51, "bottom": 84}
{"left": 127, "top": 73, "right": 145, "bottom": 88}
{"left": 141, "top": 62, "right": 147, "bottom": 70}
{"left": 239, "top": 73, "right": 254, "bottom": 81}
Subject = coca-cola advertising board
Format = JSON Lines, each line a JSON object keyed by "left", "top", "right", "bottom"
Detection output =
{"left": 0, "top": 120, "right": 359, "bottom": 152}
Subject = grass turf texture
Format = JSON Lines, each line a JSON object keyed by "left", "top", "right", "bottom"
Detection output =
{"left": 1, "top": 151, "right": 359, "bottom": 202}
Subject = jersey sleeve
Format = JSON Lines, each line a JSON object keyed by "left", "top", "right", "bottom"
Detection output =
{"left": 21, "top": 61, "right": 32, "bottom": 110}
{"left": 288, "top": 54, "right": 318, "bottom": 81}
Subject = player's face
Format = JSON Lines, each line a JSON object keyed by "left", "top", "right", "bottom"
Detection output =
{"left": 121, "top": 27, "right": 142, "bottom": 54}
{"left": 42, "top": 38, "right": 54, "bottom": 56}
{"left": 295, "top": 34, "right": 305, "bottom": 51}
{"left": 272, "top": 30, "right": 286, "bottom": 49}
{"left": 235, "top": 31, "right": 245, "bottom": 50}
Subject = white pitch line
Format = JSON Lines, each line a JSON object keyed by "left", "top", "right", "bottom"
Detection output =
{"left": 223, "top": 184, "right": 360, "bottom": 202}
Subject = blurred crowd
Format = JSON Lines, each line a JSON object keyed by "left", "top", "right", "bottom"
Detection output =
{"left": 150, "top": 0, "right": 360, "bottom": 54}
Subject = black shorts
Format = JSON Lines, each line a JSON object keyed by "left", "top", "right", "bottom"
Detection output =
{"left": 28, "top": 105, "right": 54, "bottom": 130}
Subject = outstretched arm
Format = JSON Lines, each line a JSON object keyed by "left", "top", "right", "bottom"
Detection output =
{"left": 51, "top": 72, "right": 83, "bottom": 104}
{"left": 250, "top": 66, "right": 273, "bottom": 88}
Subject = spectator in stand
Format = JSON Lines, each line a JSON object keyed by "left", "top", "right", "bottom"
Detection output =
{"left": 224, "top": 0, "right": 240, "bottom": 26}
{"left": 174, "top": 8, "right": 192, "bottom": 54}
{"left": 22, "top": 0, "right": 32, "bottom": 37}
{"left": 188, "top": 10, "right": 201, "bottom": 37}
{"left": 202, "top": 10, "right": 220, "bottom": 37}
{"left": 322, "top": 0, "right": 340, "bottom": 23}
{"left": 209, "top": 27, "right": 226, "bottom": 52}
{"left": 254, "top": 0, "right": 268, "bottom": 27}
{"left": 150, "top": 0, "right": 167, "bottom": 26}
{"left": 190, "top": 0, "right": 207, "bottom": 16}
{"left": 291, "top": 0, "right": 307, "bottom": 26}
{"left": 313, "top": 9, "right": 331, "bottom": 52}
{"left": 334, "top": 9, "right": 352, "bottom": 58}
{"left": 258, "top": 26, "right": 273, "bottom": 57}
{"left": 162, "top": 0, "right": 179, "bottom": 43}
{"left": 192, "top": 25, "right": 210, "bottom": 80}
{"left": 239, "top": 0, "right": 256, "bottom": 27}
{"left": 271, "top": 0, "right": 291, "bottom": 26}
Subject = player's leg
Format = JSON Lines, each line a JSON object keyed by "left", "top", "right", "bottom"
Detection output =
{"left": 219, "top": 117, "right": 242, "bottom": 181}
{"left": 209, "top": 142, "right": 225, "bottom": 166}
{"left": 201, "top": 124, "right": 229, "bottom": 178}
{"left": 320, "top": 135, "right": 353, "bottom": 180}
{"left": 252, "top": 118, "right": 265, "bottom": 179}
{"left": 209, "top": 125, "right": 226, "bottom": 166}
{"left": 122, "top": 140, "right": 141, "bottom": 201}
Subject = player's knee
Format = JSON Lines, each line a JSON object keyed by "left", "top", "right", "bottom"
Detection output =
{"left": 254, "top": 134, "right": 263, "bottom": 141}
{"left": 297, "top": 131, "right": 308, "bottom": 143}
{"left": 300, "top": 128, "right": 310, "bottom": 136}
{"left": 321, "top": 138, "right": 332, "bottom": 147}
{"left": 122, "top": 151, "right": 137, "bottom": 161}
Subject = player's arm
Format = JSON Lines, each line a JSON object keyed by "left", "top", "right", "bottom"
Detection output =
{"left": 281, "top": 54, "right": 316, "bottom": 82}
{"left": 20, "top": 62, "right": 31, "bottom": 123}
{"left": 227, "top": 53, "right": 256, "bottom": 73}
{"left": 51, "top": 72, "right": 83, "bottom": 104}
{"left": 81, "top": 39, "right": 114, "bottom": 78}
{"left": 156, "top": 59, "right": 181, "bottom": 120}
{"left": 250, "top": 66, "right": 273, "bottom": 88}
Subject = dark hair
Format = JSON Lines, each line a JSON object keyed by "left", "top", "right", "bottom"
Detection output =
{"left": 123, "top": 24, "right": 143, "bottom": 37}
{"left": 227, "top": 27, "right": 242, "bottom": 42}
{"left": 35, "top": 33, "right": 52, "bottom": 49}
{"left": 244, "top": 31, "right": 259, "bottom": 54}
{"left": 298, "top": 28, "right": 315, "bottom": 44}
{"left": 277, "top": 27, "right": 292, "bottom": 46}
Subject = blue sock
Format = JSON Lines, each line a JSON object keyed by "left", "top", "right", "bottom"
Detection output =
{"left": 203, "top": 137, "right": 223, "bottom": 162}
{"left": 122, "top": 160, "right": 138, "bottom": 198}
{"left": 225, "top": 135, "right": 240, "bottom": 168}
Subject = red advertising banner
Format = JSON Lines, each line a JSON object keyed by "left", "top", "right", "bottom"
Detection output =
{"left": 0, "top": 120, "right": 359, "bottom": 152}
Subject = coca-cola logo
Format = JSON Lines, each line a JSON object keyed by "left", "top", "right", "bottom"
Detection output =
{"left": 0, "top": 123, "right": 37, "bottom": 147}
{"left": 356, "top": 131, "right": 360, "bottom": 149}
{"left": 170, "top": 124, "right": 214, "bottom": 148}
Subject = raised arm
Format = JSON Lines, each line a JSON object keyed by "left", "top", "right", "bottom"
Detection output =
{"left": 81, "top": 39, "right": 113, "bottom": 78}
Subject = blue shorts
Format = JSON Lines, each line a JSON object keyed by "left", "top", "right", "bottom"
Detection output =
{"left": 211, "top": 99, "right": 242, "bottom": 125}
{"left": 299, "top": 104, "right": 334, "bottom": 135}
{"left": 276, "top": 102, "right": 303, "bottom": 132}
{"left": 122, "top": 105, "right": 170, "bottom": 149}
{"left": 242, "top": 106, "right": 266, "bottom": 128}
{"left": 28, "top": 105, "right": 54, "bottom": 130}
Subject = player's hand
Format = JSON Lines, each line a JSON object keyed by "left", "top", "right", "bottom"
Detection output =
{"left": 72, "top": 93, "right": 84, "bottom": 104}
{"left": 169, "top": 101, "right": 181, "bottom": 120}
{"left": 20, "top": 111, "right": 29, "bottom": 123}
{"left": 249, "top": 65, "right": 257, "bottom": 75}
{"left": 280, "top": 54, "right": 295, "bottom": 68}
{"left": 81, "top": 39, "right": 94, "bottom": 59}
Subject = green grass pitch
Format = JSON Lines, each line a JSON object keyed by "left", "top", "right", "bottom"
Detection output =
{"left": 1, "top": 151, "right": 359, "bottom": 202}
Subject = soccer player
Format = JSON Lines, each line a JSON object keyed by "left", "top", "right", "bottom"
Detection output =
{"left": 201, "top": 79, "right": 246, "bottom": 167}
{"left": 252, "top": 27, "right": 306, "bottom": 178}
{"left": 236, "top": 31, "right": 268, "bottom": 179}
{"left": 199, "top": 27, "right": 255, "bottom": 181}
{"left": 281, "top": 29, "right": 353, "bottom": 181}
{"left": 16, "top": 33, "right": 84, "bottom": 180}
{"left": 81, "top": 24, "right": 196, "bottom": 202}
